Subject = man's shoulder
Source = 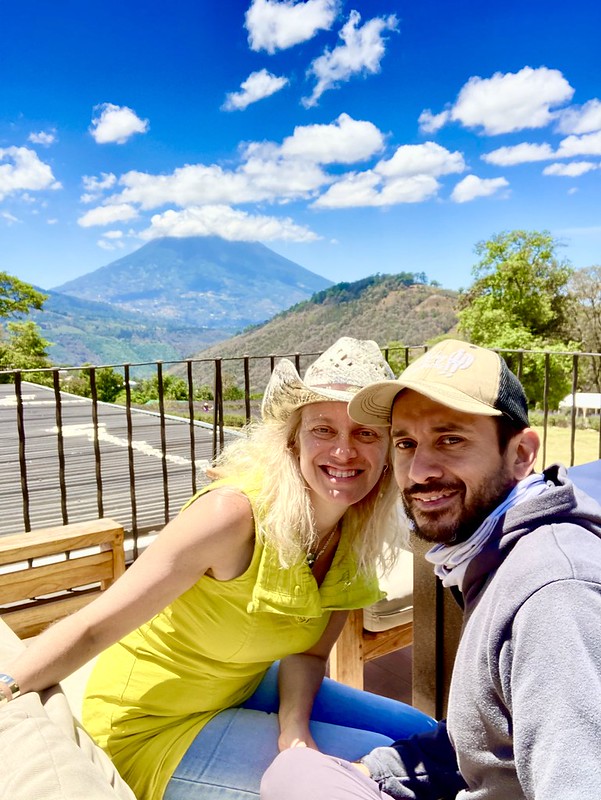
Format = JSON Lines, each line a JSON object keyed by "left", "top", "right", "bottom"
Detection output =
{"left": 500, "top": 519, "right": 601, "bottom": 593}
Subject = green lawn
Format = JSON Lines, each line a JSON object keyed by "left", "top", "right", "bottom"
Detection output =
{"left": 534, "top": 426, "right": 600, "bottom": 470}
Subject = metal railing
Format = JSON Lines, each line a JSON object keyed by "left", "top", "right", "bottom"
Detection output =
{"left": 1, "top": 345, "right": 600, "bottom": 548}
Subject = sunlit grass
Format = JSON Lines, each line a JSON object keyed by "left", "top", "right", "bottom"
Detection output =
{"left": 534, "top": 426, "right": 600, "bottom": 470}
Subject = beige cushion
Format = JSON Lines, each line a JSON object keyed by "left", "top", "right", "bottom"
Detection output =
{"left": 0, "top": 618, "right": 135, "bottom": 800}
{"left": 363, "top": 548, "right": 413, "bottom": 632}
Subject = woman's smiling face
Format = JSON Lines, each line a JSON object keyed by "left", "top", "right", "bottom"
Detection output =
{"left": 295, "top": 401, "right": 389, "bottom": 514}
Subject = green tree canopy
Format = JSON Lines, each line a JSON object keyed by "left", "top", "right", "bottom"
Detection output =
{"left": 457, "top": 230, "right": 577, "bottom": 410}
{"left": 564, "top": 265, "right": 601, "bottom": 391}
{"left": 0, "top": 320, "right": 52, "bottom": 375}
{"left": 0, "top": 272, "right": 47, "bottom": 318}
{"left": 0, "top": 273, "right": 51, "bottom": 376}
{"left": 458, "top": 230, "right": 573, "bottom": 343}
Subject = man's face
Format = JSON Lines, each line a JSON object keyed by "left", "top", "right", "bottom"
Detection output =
{"left": 391, "top": 390, "right": 520, "bottom": 545}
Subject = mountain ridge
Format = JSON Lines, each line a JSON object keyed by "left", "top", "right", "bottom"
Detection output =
{"left": 169, "top": 273, "right": 459, "bottom": 390}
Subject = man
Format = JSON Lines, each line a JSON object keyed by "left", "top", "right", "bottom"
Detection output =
{"left": 260, "top": 339, "right": 601, "bottom": 800}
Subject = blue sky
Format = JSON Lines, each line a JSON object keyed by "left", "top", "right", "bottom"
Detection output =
{"left": 1, "top": 0, "right": 600, "bottom": 293}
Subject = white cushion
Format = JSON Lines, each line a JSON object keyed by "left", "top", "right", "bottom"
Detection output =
{"left": 364, "top": 549, "right": 413, "bottom": 632}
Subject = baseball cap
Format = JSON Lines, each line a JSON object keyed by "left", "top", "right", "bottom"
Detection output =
{"left": 348, "top": 339, "right": 529, "bottom": 428}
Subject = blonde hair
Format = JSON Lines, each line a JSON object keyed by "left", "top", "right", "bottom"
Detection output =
{"left": 209, "top": 407, "right": 405, "bottom": 575}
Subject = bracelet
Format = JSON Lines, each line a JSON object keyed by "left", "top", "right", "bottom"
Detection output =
{"left": 0, "top": 673, "right": 20, "bottom": 704}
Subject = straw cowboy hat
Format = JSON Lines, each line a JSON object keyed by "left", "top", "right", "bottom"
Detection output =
{"left": 261, "top": 337, "right": 395, "bottom": 422}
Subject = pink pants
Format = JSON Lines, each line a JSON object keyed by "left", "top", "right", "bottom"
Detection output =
{"left": 260, "top": 747, "right": 394, "bottom": 800}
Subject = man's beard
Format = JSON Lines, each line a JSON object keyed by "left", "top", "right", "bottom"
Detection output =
{"left": 401, "top": 465, "right": 515, "bottom": 545}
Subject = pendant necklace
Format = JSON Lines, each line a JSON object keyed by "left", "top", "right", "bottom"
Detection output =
{"left": 307, "top": 523, "right": 339, "bottom": 568}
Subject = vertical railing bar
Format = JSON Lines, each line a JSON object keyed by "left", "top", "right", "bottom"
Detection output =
{"left": 14, "top": 373, "right": 31, "bottom": 532}
{"left": 52, "top": 369, "right": 68, "bottom": 526}
{"left": 243, "top": 356, "right": 251, "bottom": 424}
{"left": 541, "top": 353, "right": 550, "bottom": 469}
{"left": 156, "top": 363, "right": 169, "bottom": 525}
{"left": 89, "top": 367, "right": 104, "bottom": 518}
{"left": 212, "top": 359, "right": 224, "bottom": 460}
{"left": 597, "top": 354, "right": 601, "bottom": 460}
{"left": 186, "top": 360, "right": 197, "bottom": 496}
{"left": 124, "top": 365, "right": 139, "bottom": 559}
{"left": 569, "top": 355, "right": 578, "bottom": 467}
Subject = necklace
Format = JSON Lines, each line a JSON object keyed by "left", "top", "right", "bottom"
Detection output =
{"left": 306, "top": 523, "right": 339, "bottom": 568}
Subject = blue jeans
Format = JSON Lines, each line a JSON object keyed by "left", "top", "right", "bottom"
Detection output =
{"left": 163, "top": 663, "right": 436, "bottom": 800}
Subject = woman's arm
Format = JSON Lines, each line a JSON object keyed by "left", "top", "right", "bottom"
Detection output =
{"left": 277, "top": 610, "right": 349, "bottom": 751}
{"left": 2, "top": 487, "right": 254, "bottom": 695}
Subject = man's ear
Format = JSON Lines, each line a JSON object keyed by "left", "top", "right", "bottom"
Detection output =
{"left": 512, "top": 428, "right": 540, "bottom": 479}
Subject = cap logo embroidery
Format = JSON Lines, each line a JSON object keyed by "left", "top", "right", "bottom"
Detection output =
{"left": 421, "top": 349, "right": 475, "bottom": 377}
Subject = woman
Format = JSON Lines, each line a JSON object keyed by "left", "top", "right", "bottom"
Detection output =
{"left": 1, "top": 337, "right": 434, "bottom": 800}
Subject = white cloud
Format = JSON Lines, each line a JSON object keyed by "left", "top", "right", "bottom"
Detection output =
{"left": 80, "top": 172, "right": 118, "bottom": 204}
{"left": 90, "top": 103, "right": 149, "bottom": 144}
{"left": 543, "top": 161, "right": 599, "bottom": 177}
{"left": 280, "top": 113, "right": 384, "bottom": 163}
{"left": 418, "top": 109, "right": 450, "bottom": 134}
{"left": 239, "top": 151, "right": 331, "bottom": 198}
{"left": 303, "top": 10, "right": 398, "bottom": 108}
{"left": 376, "top": 142, "right": 465, "bottom": 178}
{"left": 79, "top": 116, "right": 464, "bottom": 221}
{"left": 424, "top": 67, "right": 574, "bottom": 136}
{"left": 451, "top": 175, "right": 509, "bottom": 203}
{"left": 313, "top": 170, "right": 439, "bottom": 208}
{"left": 245, "top": 0, "right": 339, "bottom": 53}
{"left": 98, "top": 238, "right": 125, "bottom": 251}
{"left": 82, "top": 172, "right": 117, "bottom": 192}
{"left": 115, "top": 156, "right": 330, "bottom": 210}
{"left": 1, "top": 211, "right": 20, "bottom": 224}
{"left": 556, "top": 99, "right": 601, "bottom": 135}
{"left": 222, "top": 69, "right": 289, "bottom": 111}
{"left": 0, "top": 146, "right": 61, "bottom": 200}
{"left": 46, "top": 218, "right": 58, "bottom": 224}
{"left": 111, "top": 116, "right": 386, "bottom": 210}
{"left": 482, "top": 142, "right": 555, "bottom": 166}
{"left": 140, "top": 204, "right": 320, "bottom": 242}
{"left": 77, "top": 203, "right": 138, "bottom": 227}
{"left": 102, "top": 229, "right": 124, "bottom": 239}
{"left": 28, "top": 130, "right": 56, "bottom": 146}
{"left": 556, "top": 130, "right": 601, "bottom": 158}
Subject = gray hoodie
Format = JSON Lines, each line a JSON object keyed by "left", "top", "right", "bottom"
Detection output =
{"left": 363, "top": 465, "right": 601, "bottom": 799}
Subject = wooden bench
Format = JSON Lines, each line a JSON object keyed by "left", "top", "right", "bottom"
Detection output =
{"left": 329, "top": 608, "right": 413, "bottom": 689}
{"left": 0, "top": 519, "right": 126, "bottom": 639}
{"left": 329, "top": 548, "right": 414, "bottom": 690}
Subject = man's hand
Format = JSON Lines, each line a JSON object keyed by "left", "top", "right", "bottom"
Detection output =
{"left": 353, "top": 761, "right": 371, "bottom": 777}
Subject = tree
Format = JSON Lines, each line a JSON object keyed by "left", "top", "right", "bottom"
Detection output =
{"left": 0, "top": 320, "right": 53, "bottom": 382}
{"left": 64, "top": 366, "right": 124, "bottom": 403}
{"left": 458, "top": 230, "right": 573, "bottom": 343}
{"left": 0, "top": 272, "right": 47, "bottom": 318}
{"left": 565, "top": 266, "right": 601, "bottom": 390}
{"left": 457, "top": 231, "right": 576, "bottom": 409}
{"left": 0, "top": 273, "right": 51, "bottom": 376}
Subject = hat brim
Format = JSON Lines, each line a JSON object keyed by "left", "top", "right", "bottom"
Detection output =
{"left": 261, "top": 359, "right": 360, "bottom": 422}
{"left": 348, "top": 379, "right": 504, "bottom": 426}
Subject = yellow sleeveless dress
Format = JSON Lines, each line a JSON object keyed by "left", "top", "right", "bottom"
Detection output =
{"left": 82, "top": 480, "right": 382, "bottom": 800}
